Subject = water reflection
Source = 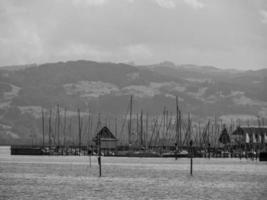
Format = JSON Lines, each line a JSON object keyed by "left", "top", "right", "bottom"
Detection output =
{"left": 0, "top": 156, "right": 266, "bottom": 200}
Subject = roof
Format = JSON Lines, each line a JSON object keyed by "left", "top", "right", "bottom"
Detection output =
{"left": 219, "top": 128, "right": 231, "bottom": 144}
{"left": 232, "top": 126, "right": 267, "bottom": 135}
{"left": 93, "top": 126, "right": 117, "bottom": 141}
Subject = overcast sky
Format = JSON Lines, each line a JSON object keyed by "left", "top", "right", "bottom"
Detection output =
{"left": 0, "top": 0, "right": 267, "bottom": 69}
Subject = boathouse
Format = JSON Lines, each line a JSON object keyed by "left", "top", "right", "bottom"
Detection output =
{"left": 232, "top": 126, "right": 267, "bottom": 145}
{"left": 93, "top": 126, "right": 118, "bottom": 155}
{"left": 219, "top": 128, "right": 231, "bottom": 145}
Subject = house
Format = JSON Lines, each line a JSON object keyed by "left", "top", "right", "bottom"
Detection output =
{"left": 93, "top": 126, "right": 118, "bottom": 154}
{"left": 232, "top": 126, "right": 267, "bottom": 145}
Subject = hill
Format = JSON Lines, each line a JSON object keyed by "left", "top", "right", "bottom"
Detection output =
{"left": 0, "top": 60, "right": 266, "bottom": 144}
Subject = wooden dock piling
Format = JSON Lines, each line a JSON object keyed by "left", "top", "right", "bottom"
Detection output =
{"left": 98, "top": 134, "right": 102, "bottom": 177}
{"left": 190, "top": 140, "right": 193, "bottom": 176}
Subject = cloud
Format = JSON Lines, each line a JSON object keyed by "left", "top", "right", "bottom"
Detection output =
{"left": 260, "top": 10, "right": 267, "bottom": 24}
{"left": 56, "top": 43, "right": 111, "bottom": 62}
{"left": 125, "top": 44, "right": 153, "bottom": 59}
{"left": 233, "top": 93, "right": 267, "bottom": 107}
{"left": 183, "top": 0, "right": 204, "bottom": 9}
{"left": 150, "top": 0, "right": 205, "bottom": 9}
{"left": 153, "top": 0, "right": 176, "bottom": 9}
{"left": 0, "top": 0, "right": 266, "bottom": 70}
{"left": 219, "top": 114, "right": 257, "bottom": 123}
{"left": 71, "top": 0, "right": 108, "bottom": 7}
{"left": 0, "top": 21, "right": 44, "bottom": 65}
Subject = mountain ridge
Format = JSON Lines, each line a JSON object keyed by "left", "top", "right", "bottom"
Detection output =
{"left": 0, "top": 60, "right": 266, "bottom": 144}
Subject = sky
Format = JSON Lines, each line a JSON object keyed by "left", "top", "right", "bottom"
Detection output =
{"left": 0, "top": 0, "right": 267, "bottom": 70}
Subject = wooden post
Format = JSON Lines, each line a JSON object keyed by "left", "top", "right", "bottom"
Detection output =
{"left": 190, "top": 140, "right": 193, "bottom": 176}
{"left": 98, "top": 134, "right": 102, "bottom": 177}
{"left": 190, "top": 156, "right": 193, "bottom": 176}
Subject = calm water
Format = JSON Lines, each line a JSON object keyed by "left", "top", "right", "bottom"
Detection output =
{"left": 0, "top": 153, "right": 266, "bottom": 200}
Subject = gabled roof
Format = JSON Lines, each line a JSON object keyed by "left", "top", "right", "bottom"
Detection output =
{"left": 219, "top": 128, "right": 231, "bottom": 144}
{"left": 232, "top": 126, "right": 267, "bottom": 135}
{"left": 93, "top": 126, "right": 117, "bottom": 141}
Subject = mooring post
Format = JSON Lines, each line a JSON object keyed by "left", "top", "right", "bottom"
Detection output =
{"left": 98, "top": 135, "right": 102, "bottom": 177}
{"left": 190, "top": 140, "right": 193, "bottom": 176}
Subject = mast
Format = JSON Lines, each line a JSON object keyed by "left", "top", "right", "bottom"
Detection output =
{"left": 207, "top": 120, "right": 210, "bottom": 147}
{"left": 90, "top": 113, "right": 93, "bottom": 144}
{"left": 95, "top": 113, "right": 102, "bottom": 135}
{"left": 42, "top": 108, "right": 45, "bottom": 147}
{"left": 213, "top": 124, "right": 215, "bottom": 145}
{"left": 179, "top": 110, "right": 182, "bottom": 147}
{"left": 148, "top": 118, "right": 156, "bottom": 147}
{"left": 257, "top": 115, "right": 261, "bottom": 127}
{"left": 145, "top": 112, "right": 149, "bottom": 149}
{"left": 78, "top": 108, "right": 81, "bottom": 154}
{"left": 162, "top": 106, "right": 168, "bottom": 143}
{"left": 68, "top": 118, "right": 73, "bottom": 146}
{"left": 128, "top": 95, "right": 133, "bottom": 146}
{"left": 165, "top": 109, "right": 169, "bottom": 141}
{"left": 214, "top": 115, "right": 218, "bottom": 148}
{"left": 48, "top": 108, "right": 52, "bottom": 149}
{"left": 175, "top": 96, "right": 179, "bottom": 148}
{"left": 166, "top": 114, "right": 173, "bottom": 146}
{"left": 198, "top": 121, "right": 201, "bottom": 147}
{"left": 87, "top": 110, "right": 91, "bottom": 146}
{"left": 187, "top": 112, "right": 191, "bottom": 146}
{"left": 136, "top": 112, "right": 139, "bottom": 146}
{"left": 140, "top": 110, "right": 143, "bottom": 147}
{"left": 54, "top": 107, "right": 57, "bottom": 146}
{"left": 56, "top": 104, "right": 60, "bottom": 146}
{"left": 63, "top": 107, "right": 67, "bottom": 148}
{"left": 115, "top": 117, "right": 117, "bottom": 138}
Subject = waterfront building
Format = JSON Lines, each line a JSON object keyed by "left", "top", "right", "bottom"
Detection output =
{"left": 93, "top": 126, "right": 118, "bottom": 155}
{"left": 232, "top": 126, "right": 267, "bottom": 147}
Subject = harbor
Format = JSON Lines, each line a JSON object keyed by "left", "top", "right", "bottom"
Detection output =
{"left": 7, "top": 96, "right": 267, "bottom": 161}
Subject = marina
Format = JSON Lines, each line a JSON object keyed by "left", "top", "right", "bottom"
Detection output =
{"left": 8, "top": 96, "right": 266, "bottom": 160}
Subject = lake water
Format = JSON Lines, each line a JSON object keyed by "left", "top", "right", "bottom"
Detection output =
{"left": 0, "top": 153, "right": 266, "bottom": 200}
